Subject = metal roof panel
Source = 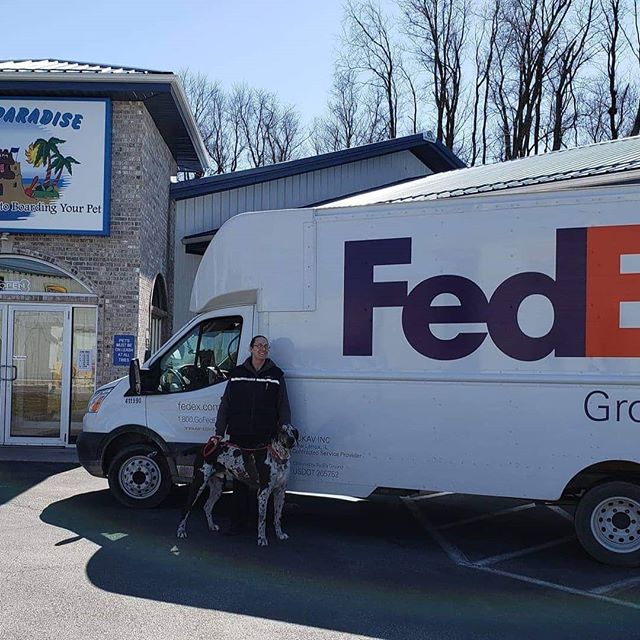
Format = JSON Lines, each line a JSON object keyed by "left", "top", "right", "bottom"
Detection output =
{"left": 323, "top": 136, "right": 640, "bottom": 207}
{"left": 0, "top": 59, "right": 169, "bottom": 75}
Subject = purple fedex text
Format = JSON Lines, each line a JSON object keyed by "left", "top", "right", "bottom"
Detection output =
{"left": 342, "top": 232, "right": 588, "bottom": 362}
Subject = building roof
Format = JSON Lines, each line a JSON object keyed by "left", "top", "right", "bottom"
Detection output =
{"left": 170, "top": 133, "right": 465, "bottom": 201}
{"left": 324, "top": 135, "right": 640, "bottom": 208}
{"left": 0, "top": 59, "right": 207, "bottom": 172}
{"left": 0, "top": 59, "right": 170, "bottom": 75}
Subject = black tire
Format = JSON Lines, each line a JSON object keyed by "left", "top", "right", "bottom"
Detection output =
{"left": 107, "top": 443, "right": 172, "bottom": 508}
{"left": 575, "top": 481, "right": 640, "bottom": 567}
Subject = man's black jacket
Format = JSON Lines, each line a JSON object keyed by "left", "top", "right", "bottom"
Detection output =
{"left": 214, "top": 357, "right": 291, "bottom": 439}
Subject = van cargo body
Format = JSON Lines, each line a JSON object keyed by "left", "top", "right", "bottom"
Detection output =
{"left": 79, "top": 183, "right": 640, "bottom": 566}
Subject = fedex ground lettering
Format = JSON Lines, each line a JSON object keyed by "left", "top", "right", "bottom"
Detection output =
{"left": 343, "top": 225, "right": 640, "bottom": 361}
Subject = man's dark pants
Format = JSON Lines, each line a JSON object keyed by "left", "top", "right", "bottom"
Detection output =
{"left": 228, "top": 434, "right": 269, "bottom": 530}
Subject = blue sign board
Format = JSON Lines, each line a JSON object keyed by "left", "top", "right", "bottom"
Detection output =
{"left": 113, "top": 334, "right": 136, "bottom": 366}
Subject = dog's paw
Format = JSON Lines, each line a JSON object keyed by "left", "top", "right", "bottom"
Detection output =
{"left": 275, "top": 531, "right": 289, "bottom": 540}
{"left": 208, "top": 523, "right": 220, "bottom": 532}
{"left": 257, "top": 537, "right": 269, "bottom": 547}
{"left": 176, "top": 529, "right": 188, "bottom": 539}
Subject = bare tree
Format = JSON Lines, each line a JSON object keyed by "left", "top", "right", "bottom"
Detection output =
{"left": 179, "top": 69, "right": 243, "bottom": 174}
{"left": 623, "top": 0, "right": 640, "bottom": 134}
{"left": 266, "top": 103, "right": 304, "bottom": 163}
{"left": 233, "top": 85, "right": 304, "bottom": 167}
{"left": 312, "top": 69, "right": 366, "bottom": 152}
{"left": 578, "top": 0, "right": 637, "bottom": 141}
{"left": 601, "top": 0, "right": 627, "bottom": 139}
{"left": 547, "top": 0, "right": 597, "bottom": 150}
{"left": 403, "top": 0, "right": 470, "bottom": 149}
{"left": 312, "top": 67, "right": 392, "bottom": 153}
{"left": 467, "top": 0, "right": 501, "bottom": 164}
{"left": 341, "top": 0, "right": 407, "bottom": 139}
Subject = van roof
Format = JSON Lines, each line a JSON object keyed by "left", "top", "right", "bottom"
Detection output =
{"left": 324, "top": 136, "right": 640, "bottom": 208}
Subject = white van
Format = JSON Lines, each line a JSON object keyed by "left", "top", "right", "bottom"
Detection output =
{"left": 78, "top": 183, "right": 640, "bottom": 566}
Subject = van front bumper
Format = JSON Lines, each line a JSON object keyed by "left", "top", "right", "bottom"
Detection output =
{"left": 76, "top": 431, "right": 106, "bottom": 477}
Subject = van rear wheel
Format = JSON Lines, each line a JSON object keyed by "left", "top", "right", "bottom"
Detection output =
{"left": 108, "top": 444, "right": 171, "bottom": 508}
{"left": 575, "top": 481, "right": 640, "bottom": 567}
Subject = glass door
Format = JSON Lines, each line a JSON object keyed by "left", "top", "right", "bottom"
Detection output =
{"left": 3, "top": 305, "right": 71, "bottom": 445}
{"left": 0, "top": 306, "right": 5, "bottom": 441}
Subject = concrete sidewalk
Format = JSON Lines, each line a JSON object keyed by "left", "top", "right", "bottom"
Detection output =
{"left": 0, "top": 446, "right": 79, "bottom": 463}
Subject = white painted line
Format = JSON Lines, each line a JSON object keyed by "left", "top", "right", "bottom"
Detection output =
{"left": 473, "top": 564, "right": 640, "bottom": 612}
{"left": 591, "top": 576, "right": 640, "bottom": 595}
{"left": 411, "top": 491, "right": 453, "bottom": 501}
{"left": 546, "top": 505, "right": 574, "bottom": 522}
{"left": 402, "top": 497, "right": 470, "bottom": 566}
{"left": 403, "top": 496, "right": 640, "bottom": 612}
{"left": 288, "top": 491, "right": 364, "bottom": 502}
{"left": 474, "top": 535, "right": 576, "bottom": 567}
{"left": 435, "top": 503, "right": 536, "bottom": 530}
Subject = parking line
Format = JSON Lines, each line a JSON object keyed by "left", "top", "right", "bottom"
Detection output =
{"left": 411, "top": 491, "right": 453, "bottom": 501}
{"left": 435, "top": 503, "right": 536, "bottom": 530}
{"left": 403, "top": 497, "right": 640, "bottom": 612}
{"left": 472, "top": 565, "right": 640, "bottom": 611}
{"left": 402, "top": 497, "right": 470, "bottom": 566}
{"left": 474, "top": 535, "right": 576, "bottom": 567}
{"left": 546, "top": 505, "right": 574, "bottom": 522}
{"left": 591, "top": 576, "right": 640, "bottom": 595}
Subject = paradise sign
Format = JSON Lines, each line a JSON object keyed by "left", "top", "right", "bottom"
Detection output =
{"left": 0, "top": 98, "right": 111, "bottom": 235}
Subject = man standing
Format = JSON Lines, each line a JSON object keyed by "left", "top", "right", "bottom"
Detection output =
{"left": 214, "top": 335, "right": 291, "bottom": 534}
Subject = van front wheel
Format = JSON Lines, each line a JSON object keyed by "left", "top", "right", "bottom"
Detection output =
{"left": 108, "top": 444, "right": 171, "bottom": 508}
{"left": 575, "top": 481, "right": 640, "bottom": 567}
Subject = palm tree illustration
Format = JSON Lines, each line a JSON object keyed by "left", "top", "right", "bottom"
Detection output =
{"left": 51, "top": 152, "right": 80, "bottom": 190}
{"left": 27, "top": 137, "right": 64, "bottom": 189}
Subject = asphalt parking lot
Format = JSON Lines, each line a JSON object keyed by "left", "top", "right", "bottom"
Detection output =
{"left": 1, "top": 461, "right": 640, "bottom": 640}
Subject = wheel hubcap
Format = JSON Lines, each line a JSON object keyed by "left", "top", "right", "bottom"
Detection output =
{"left": 119, "top": 455, "right": 161, "bottom": 500}
{"left": 591, "top": 496, "right": 640, "bottom": 554}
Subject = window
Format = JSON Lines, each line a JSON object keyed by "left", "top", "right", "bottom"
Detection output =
{"left": 69, "top": 307, "right": 97, "bottom": 444}
{"left": 153, "top": 316, "right": 242, "bottom": 394}
{"left": 149, "top": 274, "right": 168, "bottom": 354}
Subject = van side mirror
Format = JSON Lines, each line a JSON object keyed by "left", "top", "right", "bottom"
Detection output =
{"left": 129, "top": 358, "right": 142, "bottom": 395}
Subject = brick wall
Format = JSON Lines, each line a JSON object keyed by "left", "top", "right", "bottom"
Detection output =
{"left": 5, "top": 100, "right": 176, "bottom": 386}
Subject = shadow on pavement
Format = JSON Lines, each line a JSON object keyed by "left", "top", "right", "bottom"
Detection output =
{"left": 0, "top": 461, "right": 79, "bottom": 506}
{"left": 39, "top": 485, "right": 637, "bottom": 640}
{"left": 41, "top": 488, "right": 439, "bottom": 638}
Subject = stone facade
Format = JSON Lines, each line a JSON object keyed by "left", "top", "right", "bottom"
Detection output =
{"left": 2, "top": 100, "right": 176, "bottom": 386}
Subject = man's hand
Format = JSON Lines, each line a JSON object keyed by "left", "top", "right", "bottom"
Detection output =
{"left": 203, "top": 434, "right": 223, "bottom": 457}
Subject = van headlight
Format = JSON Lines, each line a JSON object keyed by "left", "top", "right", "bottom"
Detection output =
{"left": 88, "top": 388, "right": 113, "bottom": 413}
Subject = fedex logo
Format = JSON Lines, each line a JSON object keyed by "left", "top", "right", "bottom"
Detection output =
{"left": 343, "top": 225, "right": 640, "bottom": 361}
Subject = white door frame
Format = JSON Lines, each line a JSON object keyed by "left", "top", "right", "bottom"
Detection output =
{"left": 1, "top": 303, "right": 72, "bottom": 446}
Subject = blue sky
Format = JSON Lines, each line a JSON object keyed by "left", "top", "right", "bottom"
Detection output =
{"left": 3, "top": 0, "right": 393, "bottom": 125}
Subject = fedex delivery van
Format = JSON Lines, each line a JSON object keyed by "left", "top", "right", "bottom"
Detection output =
{"left": 78, "top": 183, "right": 640, "bottom": 566}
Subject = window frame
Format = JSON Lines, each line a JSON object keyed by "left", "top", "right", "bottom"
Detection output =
{"left": 146, "top": 315, "right": 243, "bottom": 395}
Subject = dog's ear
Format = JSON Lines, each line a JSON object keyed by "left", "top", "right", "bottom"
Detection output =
{"left": 293, "top": 428, "right": 299, "bottom": 442}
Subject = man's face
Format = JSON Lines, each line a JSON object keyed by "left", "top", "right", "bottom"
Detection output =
{"left": 251, "top": 338, "right": 269, "bottom": 363}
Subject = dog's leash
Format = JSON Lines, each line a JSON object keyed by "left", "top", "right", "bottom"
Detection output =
{"left": 227, "top": 442, "right": 288, "bottom": 463}
{"left": 202, "top": 437, "right": 287, "bottom": 463}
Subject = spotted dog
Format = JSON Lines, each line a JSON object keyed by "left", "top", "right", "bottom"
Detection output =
{"left": 176, "top": 424, "right": 299, "bottom": 546}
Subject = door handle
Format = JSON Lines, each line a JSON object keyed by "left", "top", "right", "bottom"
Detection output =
{"left": 10, "top": 365, "right": 17, "bottom": 381}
